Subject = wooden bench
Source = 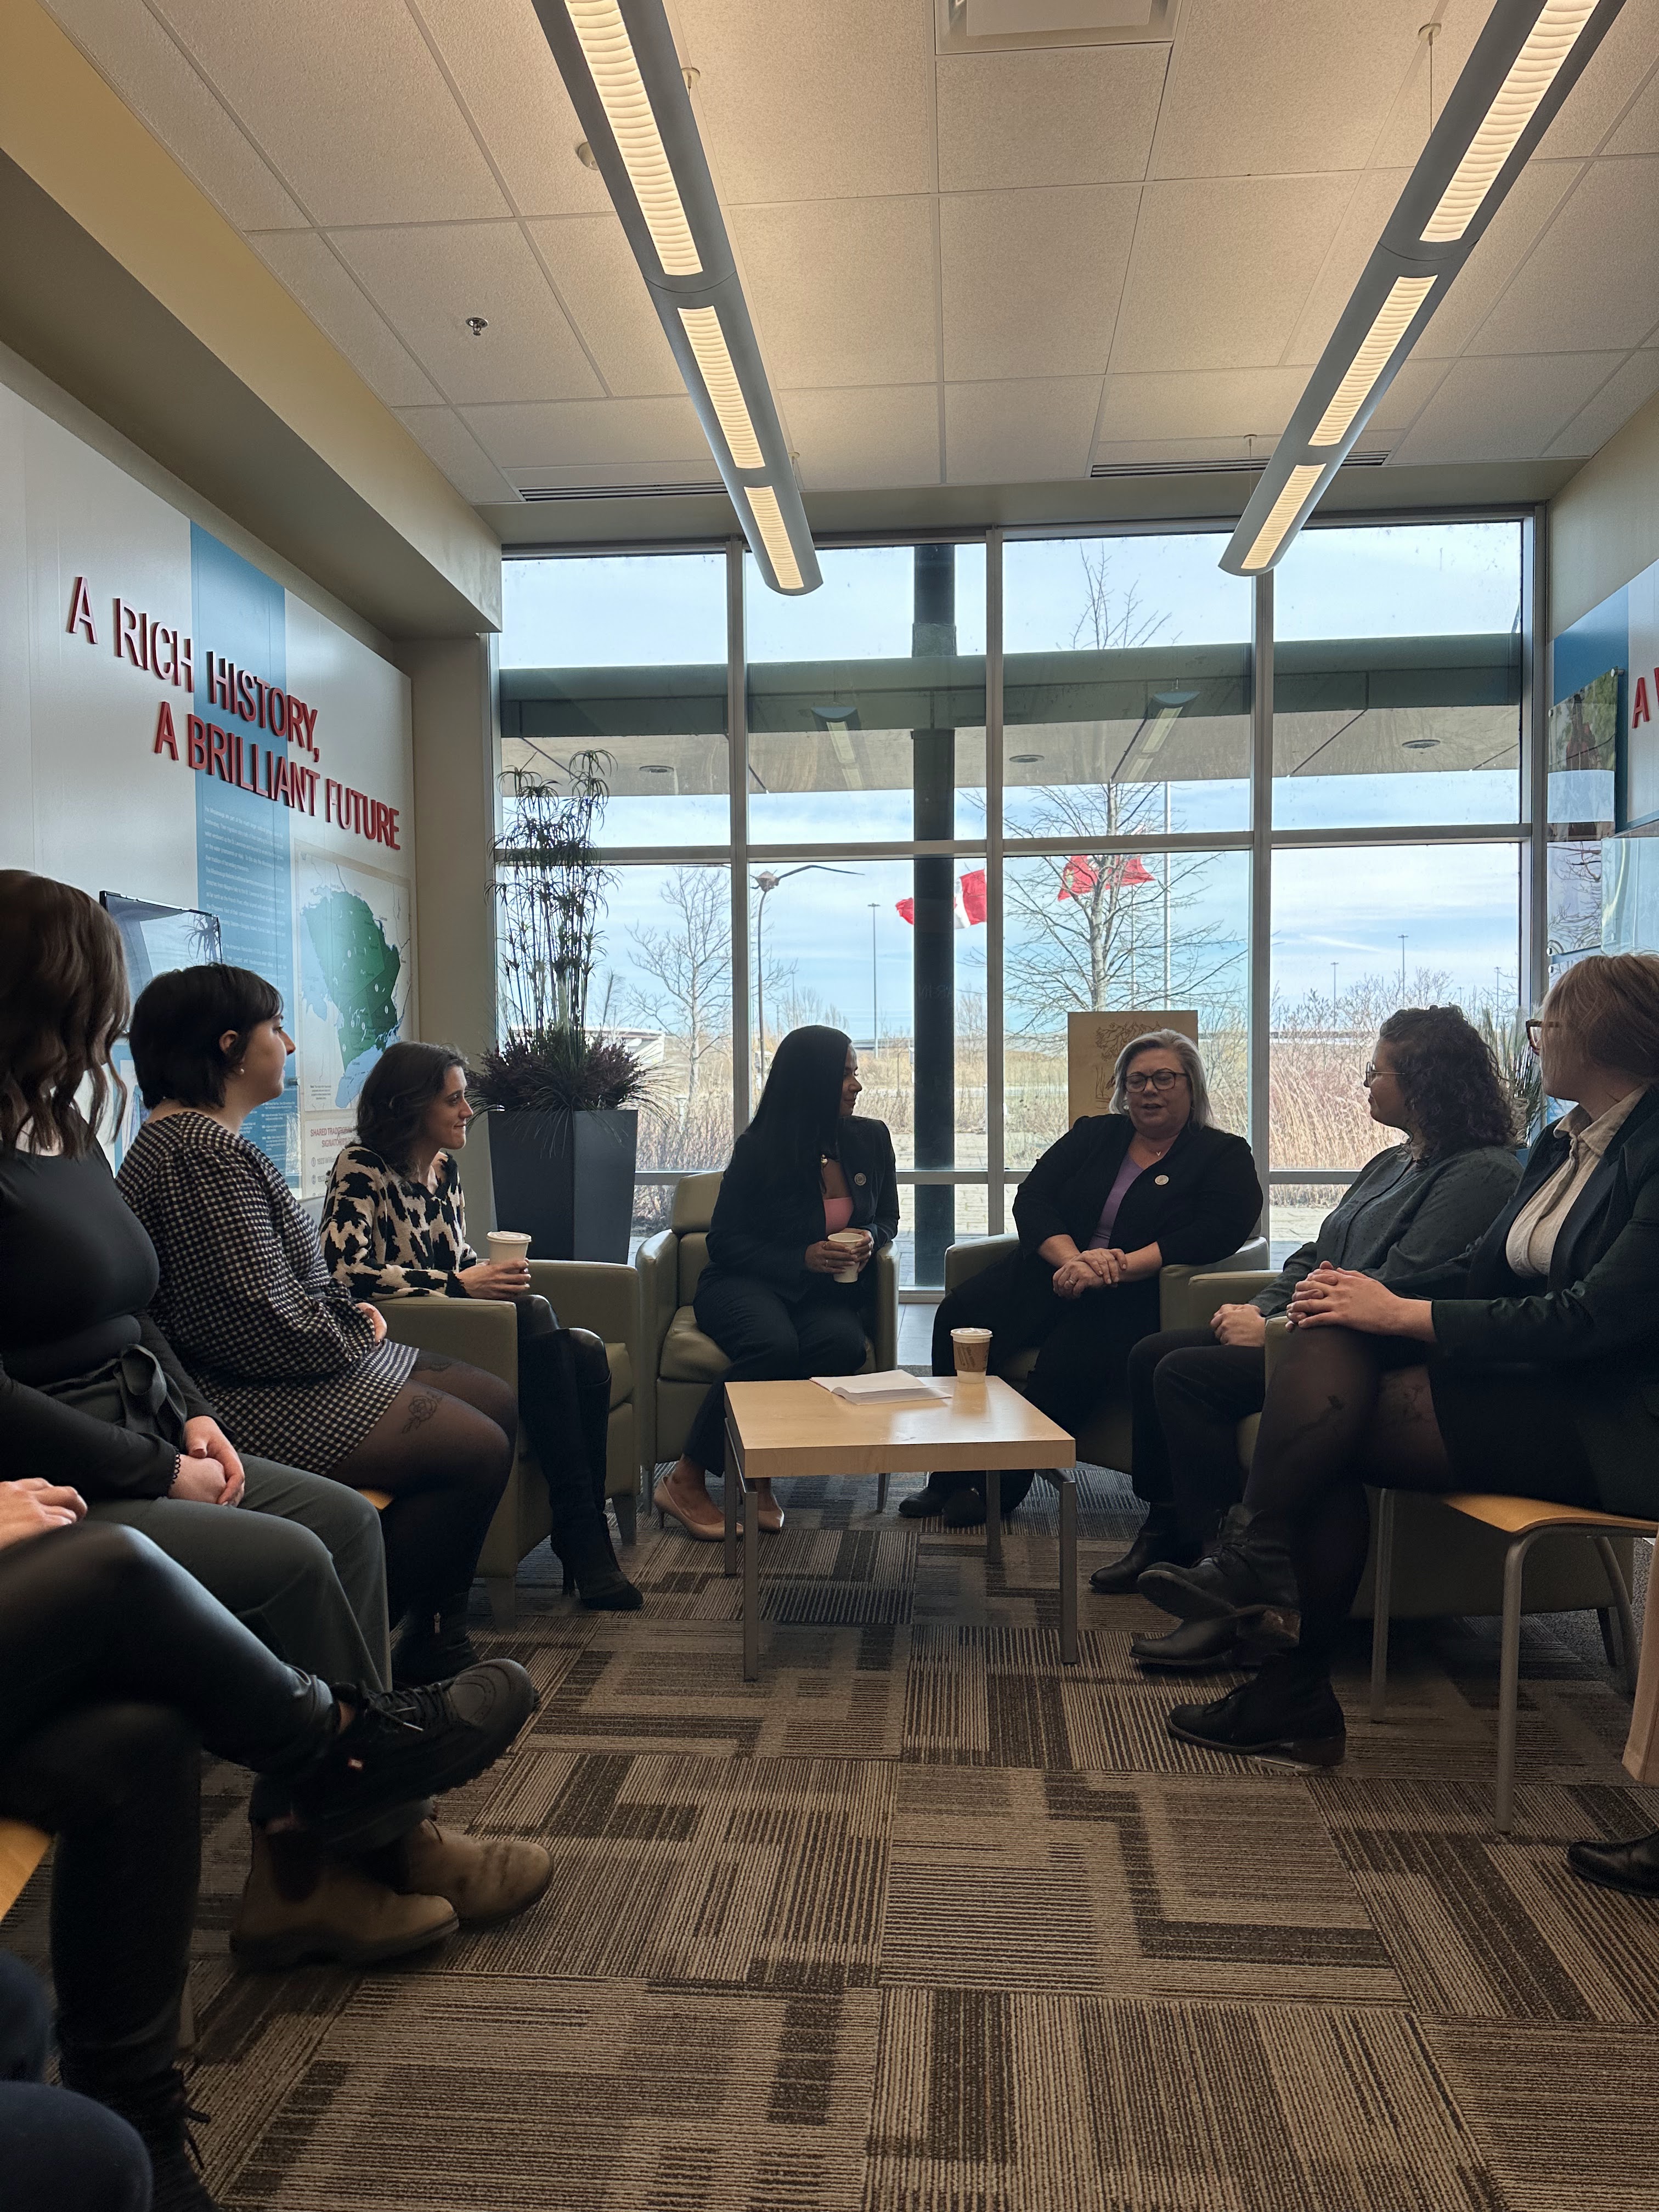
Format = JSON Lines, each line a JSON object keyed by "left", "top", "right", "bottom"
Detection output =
{"left": 1369, "top": 1487, "right": 1657, "bottom": 1830}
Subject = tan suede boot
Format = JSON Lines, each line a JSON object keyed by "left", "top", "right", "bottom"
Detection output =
{"left": 232, "top": 1825, "right": 458, "bottom": 1970}
{"left": 375, "top": 1820, "right": 553, "bottom": 1926}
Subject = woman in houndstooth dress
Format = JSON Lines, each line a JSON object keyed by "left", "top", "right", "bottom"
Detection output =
{"left": 117, "top": 964, "right": 515, "bottom": 1684}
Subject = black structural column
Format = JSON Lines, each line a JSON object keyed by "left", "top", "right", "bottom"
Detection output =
{"left": 912, "top": 543, "right": 956, "bottom": 1285}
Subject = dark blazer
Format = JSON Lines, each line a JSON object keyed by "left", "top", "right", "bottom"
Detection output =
{"left": 704, "top": 1114, "right": 900, "bottom": 1304}
{"left": 1432, "top": 1086, "right": 1659, "bottom": 1515}
{"left": 1013, "top": 1111, "right": 1262, "bottom": 1268}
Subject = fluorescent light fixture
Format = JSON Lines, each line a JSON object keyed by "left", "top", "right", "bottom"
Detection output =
{"left": 1309, "top": 276, "right": 1435, "bottom": 448}
{"left": 1422, "top": 0, "right": 1599, "bottom": 241}
{"left": 678, "top": 307, "right": 764, "bottom": 467}
{"left": 529, "top": 0, "right": 819, "bottom": 594}
{"left": 566, "top": 0, "right": 700, "bottom": 274}
{"left": 1222, "top": 0, "right": 1624, "bottom": 578}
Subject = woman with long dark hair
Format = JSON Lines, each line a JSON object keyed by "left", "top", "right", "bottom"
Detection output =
{"left": 653, "top": 1026, "right": 898, "bottom": 1541}
{"left": 319, "top": 1040, "right": 638, "bottom": 1610}
{"left": 1111, "top": 1006, "right": 1520, "bottom": 1665}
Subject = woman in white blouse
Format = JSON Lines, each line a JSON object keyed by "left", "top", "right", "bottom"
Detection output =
{"left": 1139, "top": 952, "right": 1659, "bottom": 1791}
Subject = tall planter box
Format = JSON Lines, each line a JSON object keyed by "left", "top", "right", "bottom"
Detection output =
{"left": 487, "top": 1108, "right": 637, "bottom": 1262}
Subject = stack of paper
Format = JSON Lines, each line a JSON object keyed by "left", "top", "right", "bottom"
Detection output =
{"left": 811, "top": 1370, "right": 948, "bottom": 1405}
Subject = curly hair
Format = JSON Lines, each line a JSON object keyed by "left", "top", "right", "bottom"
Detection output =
{"left": 1378, "top": 1005, "right": 1516, "bottom": 1158}
{"left": 0, "top": 871, "right": 128, "bottom": 1156}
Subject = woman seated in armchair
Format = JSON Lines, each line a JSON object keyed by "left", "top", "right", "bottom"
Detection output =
{"left": 1142, "top": 953, "right": 1659, "bottom": 1806}
{"left": 1110, "top": 1005, "right": 1521, "bottom": 1666}
{"left": 319, "top": 1041, "right": 638, "bottom": 1611}
{"left": 910, "top": 1029, "right": 1261, "bottom": 1528}
{"left": 653, "top": 1025, "right": 898, "bottom": 1542}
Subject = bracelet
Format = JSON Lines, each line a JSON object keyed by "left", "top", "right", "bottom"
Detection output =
{"left": 168, "top": 1453, "right": 186, "bottom": 1493}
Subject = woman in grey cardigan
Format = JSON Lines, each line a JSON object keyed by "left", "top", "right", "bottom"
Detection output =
{"left": 1097, "top": 1006, "right": 1521, "bottom": 1664}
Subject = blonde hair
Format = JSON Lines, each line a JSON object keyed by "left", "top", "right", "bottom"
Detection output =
{"left": 1108, "top": 1029, "right": 1212, "bottom": 1126}
{"left": 1545, "top": 952, "right": 1659, "bottom": 1080}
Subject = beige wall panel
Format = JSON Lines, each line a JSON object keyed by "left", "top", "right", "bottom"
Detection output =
{"left": 935, "top": 46, "right": 1166, "bottom": 192}
{"left": 731, "top": 199, "right": 938, "bottom": 390}
{"left": 1552, "top": 382, "right": 1659, "bottom": 631}
{"left": 941, "top": 186, "right": 1137, "bottom": 384}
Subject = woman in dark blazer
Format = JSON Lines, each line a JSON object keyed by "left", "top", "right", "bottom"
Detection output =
{"left": 1146, "top": 953, "right": 1659, "bottom": 1807}
{"left": 912, "top": 1029, "right": 1262, "bottom": 1527}
{"left": 653, "top": 1025, "right": 900, "bottom": 1541}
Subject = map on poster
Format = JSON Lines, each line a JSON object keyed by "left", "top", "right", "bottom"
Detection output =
{"left": 294, "top": 848, "right": 411, "bottom": 1113}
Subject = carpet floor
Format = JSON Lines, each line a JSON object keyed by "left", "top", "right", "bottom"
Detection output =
{"left": 16, "top": 1467, "right": 1659, "bottom": 2210}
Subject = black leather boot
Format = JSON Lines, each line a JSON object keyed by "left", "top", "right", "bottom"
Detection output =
{"left": 1130, "top": 1612, "right": 1298, "bottom": 1671}
{"left": 1090, "top": 1506, "right": 1199, "bottom": 1595}
{"left": 899, "top": 1473, "right": 965, "bottom": 1519}
{"left": 1137, "top": 1503, "right": 1299, "bottom": 1622}
{"left": 391, "top": 1595, "right": 479, "bottom": 1686}
{"left": 1165, "top": 1650, "right": 1345, "bottom": 1768}
{"left": 1567, "top": 1828, "right": 1659, "bottom": 1895}
{"left": 89, "top": 2070, "right": 221, "bottom": 2211}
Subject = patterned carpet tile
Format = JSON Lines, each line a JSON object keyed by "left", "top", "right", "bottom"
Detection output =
{"left": 1424, "top": 2017, "right": 1659, "bottom": 2212}
{"left": 631, "top": 1508, "right": 918, "bottom": 1628}
{"left": 864, "top": 1989, "right": 1497, "bottom": 2212}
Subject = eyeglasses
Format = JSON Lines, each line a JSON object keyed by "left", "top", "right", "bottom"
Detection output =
{"left": 1525, "top": 1018, "right": 1544, "bottom": 1051}
{"left": 1362, "top": 1062, "right": 1379, "bottom": 1084}
{"left": 1125, "top": 1068, "right": 1185, "bottom": 1093}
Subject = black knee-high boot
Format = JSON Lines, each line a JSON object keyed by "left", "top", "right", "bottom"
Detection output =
{"left": 517, "top": 1323, "right": 641, "bottom": 1611}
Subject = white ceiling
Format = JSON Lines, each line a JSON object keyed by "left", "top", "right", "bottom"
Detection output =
{"left": 37, "top": 0, "right": 1659, "bottom": 511}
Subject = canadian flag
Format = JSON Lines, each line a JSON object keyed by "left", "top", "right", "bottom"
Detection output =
{"left": 896, "top": 868, "right": 988, "bottom": 929}
{"left": 1057, "top": 853, "right": 1154, "bottom": 901}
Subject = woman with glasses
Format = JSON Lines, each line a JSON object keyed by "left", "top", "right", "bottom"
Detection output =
{"left": 1112, "top": 1007, "right": 1521, "bottom": 1664}
{"left": 909, "top": 1030, "right": 1261, "bottom": 1527}
{"left": 1142, "top": 952, "right": 1659, "bottom": 1782}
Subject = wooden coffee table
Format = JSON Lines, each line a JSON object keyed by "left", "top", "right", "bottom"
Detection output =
{"left": 720, "top": 1375, "right": 1077, "bottom": 1678}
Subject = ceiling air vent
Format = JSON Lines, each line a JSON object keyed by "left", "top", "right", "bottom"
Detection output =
{"left": 514, "top": 480, "right": 728, "bottom": 503}
{"left": 1089, "top": 451, "right": 1388, "bottom": 480}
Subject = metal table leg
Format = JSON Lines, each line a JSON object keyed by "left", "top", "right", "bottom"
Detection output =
{"left": 723, "top": 1407, "right": 738, "bottom": 1578}
{"left": 1494, "top": 1531, "right": 1536, "bottom": 1832}
{"left": 1058, "top": 1472, "right": 1077, "bottom": 1663}
{"left": 738, "top": 1429, "right": 760, "bottom": 1683}
{"left": 984, "top": 1469, "right": 1003, "bottom": 1566}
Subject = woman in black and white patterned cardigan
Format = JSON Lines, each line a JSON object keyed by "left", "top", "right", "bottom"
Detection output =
{"left": 118, "top": 966, "right": 516, "bottom": 1685}
{"left": 319, "top": 1041, "right": 637, "bottom": 1612}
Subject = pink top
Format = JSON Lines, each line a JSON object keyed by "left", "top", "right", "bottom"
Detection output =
{"left": 823, "top": 1195, "right": 855, "bottom": 1234}
{"left": 1087, "top": 1155, "right": 1143, "bottom": 1251}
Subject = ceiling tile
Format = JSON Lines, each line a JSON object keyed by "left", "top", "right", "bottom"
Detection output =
{"left": 329, "top": 222, "right": 602, "bottom": 404}
{"left": 1534, "top": 1, "right": 1659, "bottom": 158}
{"left": 944, "top": 377, "right": 1101, "bottom": 485}
{"left": 526, "top": 216, "right": 682, "bottom": 398}
{"left": 730, "top": 199, "right": 938, "bottom": 390}
{"left": 1362, "top": 353, "right": 1452, "bottom": 438}
{"left": 1387, "top": 351, "right": 1629, "bottom": 464}
{"left": 1096, "top": 366, "right": 1308, "bottom": 443}
{"left": 250, "top": 231, "right": 442, "bottom": 406}
{"left": 402, "top": 0, "right": 616, "bottom": 218}
{"left": 149, "top": 0, "right": 507, "bottom": 224}
{"left": 1465, "top": 157, "right": 1659, "bottom": 355}
{"left": 458, "top": 396, "right": 708, "bottom": 470}
{"left": 42, "top": 0, "right": 305, "bottom": 229}
{"left": 1411, "top": 158, "right": 1583, "bottom": 358}
{"left": 676, "top": 0, "right": 933, "bottom": 203}
{"left": 941, "top": 186, "right": 1137, "bottom": 382}
{"left": 1547, "top": 347, "right": 1659, "bottom": 456}
{"left": 935, "top": 46, "right": 1167, "bottom": 192}
{"left": 1368, "top": 0, "right": 1501, "bottom": 168}
{"left": 1150, "top": 0, "right": 1425, "bottom": 180}
{"left": 394, "top": 405, "right": 516, "bottom": 503}
{"left": 1282, "top": 169, "right": 1410, "bottom": 367}
{"left": 1604, "top": 67, "right": 1659, "bottom": 157}
{"left": 1109, "top": 175, "right": 1353, "bottom": 373}
{"left": 1091, "top": 436, "right": 1270, "bottom": 468}
{"left": 782, "top": 385, "right": 940, "bottom": 492}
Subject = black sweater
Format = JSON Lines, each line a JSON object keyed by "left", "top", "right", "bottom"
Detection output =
{"left": 0, "top": 1146, "right": 211, "bottom": 1499}
{"left": 1013, "top": 1111, "right": 1262, "bottom": 1268}
{"left": 705, "top": 1115, "right": 900, "bottom": 1302}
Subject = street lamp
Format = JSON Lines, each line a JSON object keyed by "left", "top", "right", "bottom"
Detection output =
{"left": 752, "top": 862, "right": 855, "bottom": 1084}
{"left": 868, "top": 901, "right": 881, "bottom": 1049}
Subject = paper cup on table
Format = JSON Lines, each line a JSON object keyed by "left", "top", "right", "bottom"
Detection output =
{"left": 827, "top": 1229, "right": 866, "bottom": 1283}
{"left": 487, "top": 1231, "right": 532, "bottom": 1270}
{"left": 951, "top": 1327, "right": 992, "bottom": 1376}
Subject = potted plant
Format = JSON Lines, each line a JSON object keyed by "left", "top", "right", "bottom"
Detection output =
{"left": 479, "top": 754, "right": 650, "bottom": 1261}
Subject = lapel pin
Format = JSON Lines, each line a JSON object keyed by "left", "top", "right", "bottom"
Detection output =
{"left": 854, "top": 1172, "right": 866, "bottom": 1185}
{"left": 1154, "top": 1173, "right": 1169, "bottom": 1186}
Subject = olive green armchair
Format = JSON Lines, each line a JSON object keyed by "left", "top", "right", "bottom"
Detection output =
{"left": 374, "top": 1259, "right": 639, "bottom": 1627}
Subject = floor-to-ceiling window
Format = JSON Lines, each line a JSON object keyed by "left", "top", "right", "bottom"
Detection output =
{"left": 497, "top": 514, "right": 1536, "bottom": 1284}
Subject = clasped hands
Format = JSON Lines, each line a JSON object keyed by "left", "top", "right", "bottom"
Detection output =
{"left": 1052, "top": 1246, "right": 1130, "bottom": 1299}
{"left": 167, "top": 1415, "right": 246, "bottom": 1505}
{"left": 805, "top": 1231, "right": 874, "bottom": 1274}
{"left": 1285, "top": 1262, "right": 1429, "bottom": 1338}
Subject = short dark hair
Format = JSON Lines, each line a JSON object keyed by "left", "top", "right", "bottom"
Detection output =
{"left": 1378, "top": 1005, "right": 1516, "bottom": 1158}
{"left": 356, "top": 1041, "right": 469, "bottom": 1171}
{"left": 128, "top": 964, "right": 283, "bottom": 1110}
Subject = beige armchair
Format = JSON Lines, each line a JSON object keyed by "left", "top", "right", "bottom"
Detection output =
{"left": 1176, "top": 1266, "right": 1629, "bottom": 1622}
{"left": 636, "top": 1171, "right": 899, "bottom": 1481}
{"left": 941, "top": 1233, "right": 1270, "bottom": 1472}
{"left": 374, "top": 1259, "right": 639, "bottom": 1627}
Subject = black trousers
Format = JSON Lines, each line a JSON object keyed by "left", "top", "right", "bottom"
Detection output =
{"left": 515, "top": 1298, "right": 613, "bottom": 1534}
{"left": 930, "top": 1253, "right": 1161, "bottom": 1511}
{"left": 0, "top": 1955, "right": 150, "bottom": 2212}
{"left": 0, "top": 1523, "right": 333, "bottom": 2101}
{"left": 684, "top": 1273, "right": 867, "bottom": 1474}
{"left": 1126, "top": 1327, "right": 1267, "bottom": 1531}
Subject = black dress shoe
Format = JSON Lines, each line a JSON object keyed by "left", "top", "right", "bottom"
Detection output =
{"left": 1131, "top": 1612, "right": 1299, "bottom": 1672}
{"left": 1165, "top": 1652, "right": 1345, "bottom": 1768}
{"left": 899, "top": 1474, "right": 967, "bottom": 1520}
{"left": 941, "top": 1486, "right": 987, "bottom": 1528}
{"left": 1090, "top": 1508, "right": 1199, "bottom": 1596}
{"left": 1137, "top": 1504, "right": 1299, "bottom": 1622}
{"left": 1567, "top": 1828, "right": 1659, "bottom": 1895}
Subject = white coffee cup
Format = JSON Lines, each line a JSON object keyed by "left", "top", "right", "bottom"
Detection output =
{"left": 487, "top": 1230, "right": 532, "bottom": 1272}
{"left": 951, "top": 1325, "right": 992, "bottom": 1376}
{"left": 827, "top": 1228, "right": 867, "bottom": 1283}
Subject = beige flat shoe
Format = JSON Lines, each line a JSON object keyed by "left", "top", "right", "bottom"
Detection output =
{"left": 754, "top": 1491, "right": 785, "bottom": 1533}
{"left": 654, "top": 1477, "right": 724, "bottom": 1542}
